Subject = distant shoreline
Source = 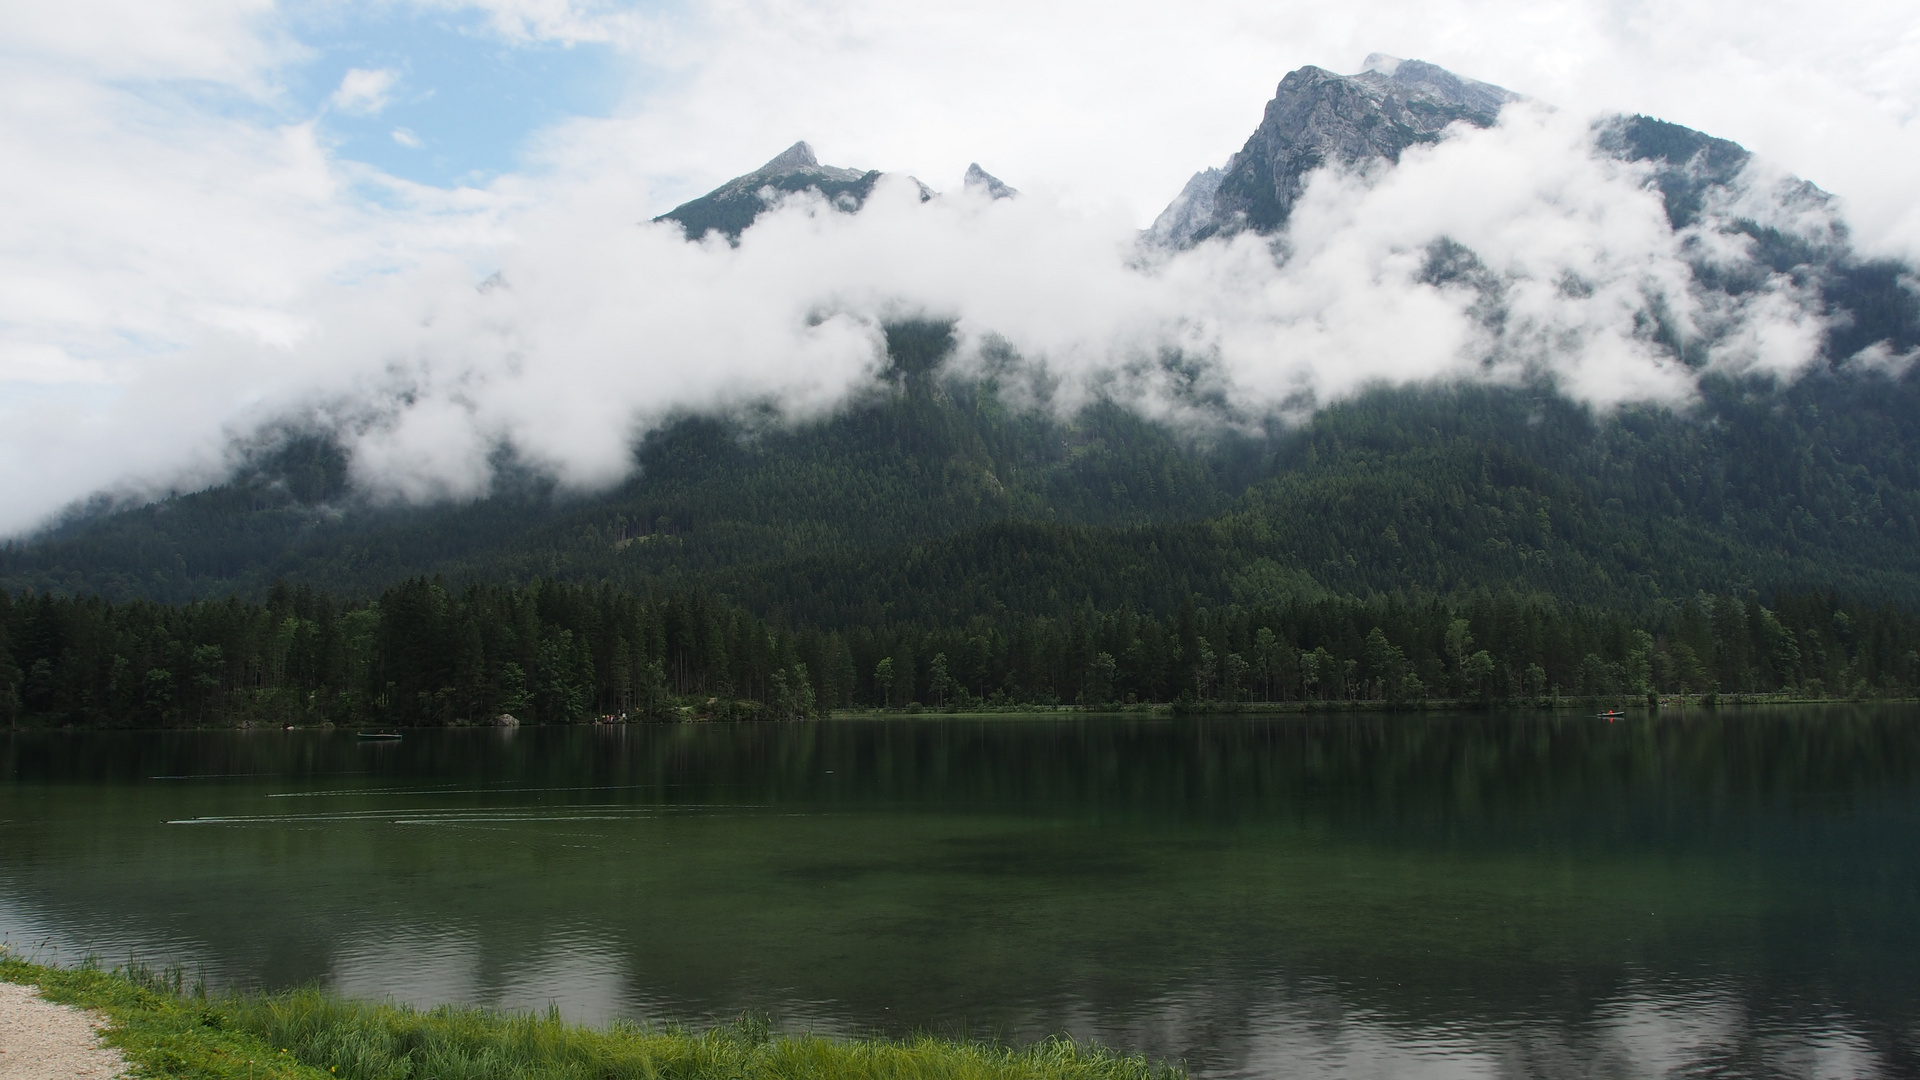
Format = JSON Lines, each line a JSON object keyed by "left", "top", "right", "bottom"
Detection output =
{"left": 3, "top": 695, "right": 1914, "bottom": 733}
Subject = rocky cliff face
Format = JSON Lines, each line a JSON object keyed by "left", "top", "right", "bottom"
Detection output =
{"left": 1144, "top": 165, "right": 1229, "bottom": 248}
{"left": 1151, "top": 56, "right": 1518, "bottom": 247}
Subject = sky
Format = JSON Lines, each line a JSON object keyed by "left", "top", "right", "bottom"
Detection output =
{"left": 2, "top": 0, "right": 1918, "bottom": 534}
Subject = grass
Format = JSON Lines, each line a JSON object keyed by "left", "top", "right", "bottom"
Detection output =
{"left": 0, "top": 956, "right": 320, "bottom": 1080}
{"left": 0, "top": 955, "right": 1180, "bottom": 1080}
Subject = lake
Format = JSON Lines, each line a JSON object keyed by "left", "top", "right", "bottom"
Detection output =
{"left": 2, "top": 708, "right": 1917, "bottom": 1078}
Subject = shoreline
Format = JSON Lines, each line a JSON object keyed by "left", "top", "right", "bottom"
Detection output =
{"left": 832, "top": 694, "right": 1919, "bottom": 718}
{"left": 0, "top": 957, "right": 1177, "bottom": 1080}
{"left": 3, "top": 695, "right": 1913, "bottom": 733}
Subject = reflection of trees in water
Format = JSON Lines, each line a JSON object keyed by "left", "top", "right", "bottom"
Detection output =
{"left": 11, "top": 705, "right": 1917, "bottom": 809}
{"left": 987, "top": 967, "right": 1909, "bottom": 1079}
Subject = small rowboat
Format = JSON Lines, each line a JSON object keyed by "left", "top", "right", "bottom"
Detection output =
{"left": 356, "top": 731, "right": 403, "bottom": 740}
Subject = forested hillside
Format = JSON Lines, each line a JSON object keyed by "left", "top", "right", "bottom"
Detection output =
{"left": 8, "top": 319, "right": 1920, "bottom": 623}
{"left": 6, "top": 319, "right": 1920, "bottom": 727}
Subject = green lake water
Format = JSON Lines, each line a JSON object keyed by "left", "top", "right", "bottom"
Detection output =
{"left": 2, "top": 708, "right": 1917, "bottom": 1078}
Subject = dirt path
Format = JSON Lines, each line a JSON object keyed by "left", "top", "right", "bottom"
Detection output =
{"left": 0, "top": 982, "right": 125, "bottom": 1079}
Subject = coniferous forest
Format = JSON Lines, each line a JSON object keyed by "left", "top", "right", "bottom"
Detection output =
{"left": 6, "top": 320, "right": 1920, "bottom": 726}
{"left": 5, "top": 566, "right": 1919, "bottom": 729}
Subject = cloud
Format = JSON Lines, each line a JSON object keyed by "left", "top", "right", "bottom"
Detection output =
{"left": 0, "top": 0, "right": 286, "bottom": 84}
{"left": 1847, "top": 339, "right": 1920, "bottom": 377}
{"left": 392, "top": 127, "right": 425, "bottom": 148}
{"left": 0, "top": 19, "right": 513, "bottom": 533}
{"left": 331, "top": 67, "right": 401, "bottom": 115}
{"left": 412, "top": 0, "right": 666, "bottom": 48}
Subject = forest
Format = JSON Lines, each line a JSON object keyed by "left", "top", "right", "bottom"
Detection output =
{"left": 6, "top": 318, "right": 1920, "bottom": 728}
{"left": 3, "top": 575, "right": 1916, "bottom": 728}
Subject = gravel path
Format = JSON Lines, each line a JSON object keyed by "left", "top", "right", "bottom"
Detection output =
{"left": 0, "top": 982, "right": 126, "bottom": 1079}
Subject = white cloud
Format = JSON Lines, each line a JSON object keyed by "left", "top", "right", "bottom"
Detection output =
{"left": 451, "top": 0, "right": 670, "bottom": 48}
{"left": 1847, "top": 339, "right": 1920, "bottom": 377}
{"left": 392, "top": 127, "right": 425, "bottom": 148}
{"left": 0, "top": 0, "right": 287, "bottom": 84}
{"left": 331, "top": 67, "right": 401, "bottom": 115}
{"left": 0, "top": 23, "right": 512, "bottom": 533}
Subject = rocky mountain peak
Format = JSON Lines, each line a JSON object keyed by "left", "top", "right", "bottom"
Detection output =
{"left": 1151, "top": 57, "right": 1519, "bottom": 247}
{"left": 761, "top": 140, "right": 820, "bottom": 172}
{"left": 1362, "top": 59, "right": 1518, "bottom": 120}
{"left": 655, "top": 141, "right": 883, "bottom": 242}
{"left": 964, "top": 163, "right": 1017, "bottom": 200}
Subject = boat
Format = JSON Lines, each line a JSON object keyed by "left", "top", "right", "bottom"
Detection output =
{"left": 356, "top": 731, "right": 403, "bottom": 740}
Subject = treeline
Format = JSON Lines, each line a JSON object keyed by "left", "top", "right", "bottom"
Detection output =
{"left": 3, "top": 578, "right": 1917, "bottom": 728}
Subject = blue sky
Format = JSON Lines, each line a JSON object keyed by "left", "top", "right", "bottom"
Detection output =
{"left": 279, "top": 3, "right": 630, "bottom": 187}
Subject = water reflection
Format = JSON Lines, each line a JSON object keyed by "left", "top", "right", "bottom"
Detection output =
{"left": 332, "top": 929, "right": 640, "bottom": 1027}
{"left": 0, "top": 708, "right": 1916, "bottom": 1078}
{"left": 1099, "top": 974, "right": 1900, "bottom": 1079}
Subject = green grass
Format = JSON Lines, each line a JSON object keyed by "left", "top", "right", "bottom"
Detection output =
{"left": 0, "top": 956, "right": 322, "bottom": 1079}
{"left": 0, "top": 956, "right": 1179, "bottom": 1080}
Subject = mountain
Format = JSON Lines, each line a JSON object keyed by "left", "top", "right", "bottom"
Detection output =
{"left": 1143, "top": 54, "right": 1824, "bottom": 255}
{"left": 963, "top": 163, "right": 1017, "bottom": 200}
{"left": 5, "top": 59, "right": 1920, "bottom": 631}
{"left": 1146, "top": 58, "right": 1913, "bottom": 375}
{"left": 656, "top": 140, "right": 934, "bottom": 242}
{"left": 1149, "top": 55, "right": 1519, "bottom": 246}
